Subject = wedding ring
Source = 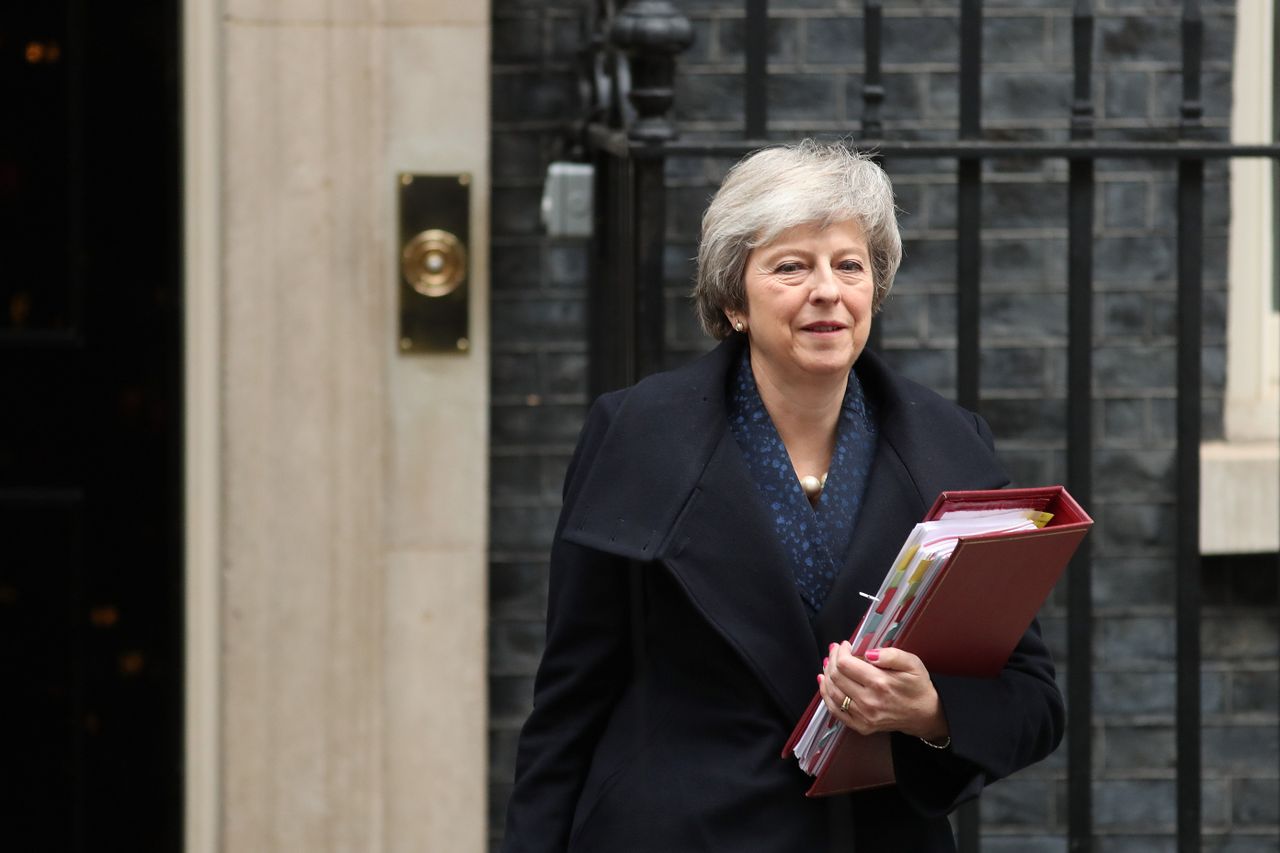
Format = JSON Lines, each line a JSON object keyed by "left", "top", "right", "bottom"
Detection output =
{"left": 840, "top": 695, "right": 852, "bottom": 713}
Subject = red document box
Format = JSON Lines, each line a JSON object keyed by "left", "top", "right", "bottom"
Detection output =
{"left": 782, "top": 485, "right": 1092, "bottom": 796}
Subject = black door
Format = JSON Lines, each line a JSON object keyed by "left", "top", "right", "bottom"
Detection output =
{"left": 1, "top": 1, "right": 182, "bottom": 849}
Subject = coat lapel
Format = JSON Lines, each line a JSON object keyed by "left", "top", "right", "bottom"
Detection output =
{"left": 660, "top": 430, "right": 821, "bottom": 724}
{"left": 814, "top": 437, "right": 926, "bottom": 645}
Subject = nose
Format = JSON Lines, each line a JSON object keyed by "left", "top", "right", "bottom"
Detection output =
{"left": 809, "top": 264, "right": 840, "bottom": 303}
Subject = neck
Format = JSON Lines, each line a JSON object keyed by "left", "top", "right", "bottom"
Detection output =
{"left": 750, "top": 359, "right": 848, "bottom": 475}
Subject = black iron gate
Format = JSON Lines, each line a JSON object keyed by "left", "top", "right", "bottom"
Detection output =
{"left": 572, "top": 1, "right": 1280, "bottom": 850}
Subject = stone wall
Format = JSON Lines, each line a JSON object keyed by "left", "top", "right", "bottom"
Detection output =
{"left": 488, "top": 1, "right": 1278, "bottom": 850}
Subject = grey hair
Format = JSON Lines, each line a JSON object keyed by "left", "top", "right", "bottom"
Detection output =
{"left": 693, "top": 140, "right": 902, "bottom": 339}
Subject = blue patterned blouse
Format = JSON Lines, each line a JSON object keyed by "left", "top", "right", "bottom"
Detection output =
{"left": 727, "top": 347, "right": 879, "bottom": 616}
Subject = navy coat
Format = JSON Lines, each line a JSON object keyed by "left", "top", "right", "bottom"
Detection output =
{"left": 502, "top": 336, "right": 1065, "bottom": 852}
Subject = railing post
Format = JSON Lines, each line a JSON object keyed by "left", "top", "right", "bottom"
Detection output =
{"left": 955, "top": 2, "right": 983, "bottom": 850}
{"left": 1066, "top": 3, "right": 1096, "bottom": 851}
{"left": 610, "top": 0, "right": 692, "bottom": 381}
{"left": 1175, "top": 3, "right": 1205, "bottom": 851}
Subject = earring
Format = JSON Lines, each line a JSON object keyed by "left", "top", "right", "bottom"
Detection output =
{"left": 734, "top": 320, "right": 745, "bottom": 332}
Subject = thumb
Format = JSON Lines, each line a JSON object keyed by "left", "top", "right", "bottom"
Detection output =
{"left": 864, "top": 647, "right": 924, "bottom": 673}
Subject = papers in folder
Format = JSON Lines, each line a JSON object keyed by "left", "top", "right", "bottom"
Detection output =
{"left": 790, "top": 508, "right": 1050, "bottom": 780}
{"left": 781, "top": 485, "right": 1093, "bottom": 795}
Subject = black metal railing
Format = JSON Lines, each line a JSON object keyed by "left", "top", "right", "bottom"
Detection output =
{"left": 574, "top": 1, "right": 1280, "bottom": 850}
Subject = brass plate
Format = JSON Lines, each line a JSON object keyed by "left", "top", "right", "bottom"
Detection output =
{"left": 397, "top": 173, "right": 470, "bottom": 353}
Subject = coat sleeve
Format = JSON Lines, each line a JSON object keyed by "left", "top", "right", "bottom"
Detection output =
{"left": 888, "top": 411, "right": 1066, "bottom": 817}
{"left": 501, "top": 394, "right": 632, "bottom": 852}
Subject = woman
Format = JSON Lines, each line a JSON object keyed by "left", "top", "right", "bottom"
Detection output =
{"left": 502, "top": 141, "right": 1064, "bottom": 852}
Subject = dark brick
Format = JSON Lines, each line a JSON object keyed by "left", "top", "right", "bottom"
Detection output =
{"left": 1098, "top": 615, "right": 1175, "bottom": 664}
{"left": 492, "top": 70, "right": 578, "bottom": 122}
{"left": 492, "top": 351, "right": 540, "bottom": 399}
{"left": 488, "top": 727, "right": 521, "bottom": 784}
{"left": 490, "top": 400, "right": 587, "bottom": 445}
{"left": 984, "top": 72, "right": 1072, "bottom": 121}
{"left": 1101, "top": 292, "right": 1150, "bottom": 340}
{"left": 489, "top": 619, "right": 547, "bottom": 675}
{"left": 877, "top": 292, "right": 926, "bottom": 340}
{"left": 489, "top": 674, "right": 535, "bottom": 725}
{"left": 666, "top": 292, "right": 711, "bottom": 348}
{"left": 924, "top": 292, "right": 957, "bottom": 339}
{"left": 998, "top": 448, "right": 1058, "bottom": 489}
{"left": 879, "top": 347, "right": 955, "bottom": 395}
{"left": 854, "top": 71, "right": 927, "bottom": 121}
{"left": 546, "top": 244, "right": 588, "bottom": 289}
{"left": 1093, "top": 500, "right": 1174, "bottom": 552}
{"left": 1202, "top": 10, "right": 1236, "bottom": 63}
{"left": 1098, "top": 15, "right": 1181, "bottom": 64}
{"left": 684, "top": 16, "right": 713, "bottom": 64}
{"left": 983, "top": 181, "right": 1069, "bottom": 229}
{"left": 1201, "top": 726, "right": 1280, "bottom": 772}
{"left": 667, "top": 185, "right": 713, "bottom": 240}
{"left": 548, "top": 14, "right": 582, "bottom": 62}
{"left": 489, "top": 560, "right": 549, "bottom": 620}
{"left": 766, "top": 73, "right": 841, "bottom": 121}
{"left": 1202, "top": 837, "right": 1280, "bottom": 853}
{"left": 1233, "top": 778, "right": 1279, "bottom": 825}
{"left": 981, "top": 292, "right": 1068, "bottom": 340}
{"left": 492, "top": 187, "right": 546, "bottom": 236}
{"left": 895, "top": 238, "right": 956, "bottom": 285}
{"left": 1202, "top": 612, "right": 1280, "bottom": 661}
{"left": 984, "top": 16, "right": 1049, "bottom": 65}
{"left": 920, "top": 181, "right": 955, "bottom": 230}
{"left": 980, "top": 776, "right": 1053, "bottom": 826}
{"left": 981, "top": 397, "right": 1066, "bottom": 442}
{"left": 980, "top": 347, "right": 1048, "bottom": 391}
{"left": 983, "top": 838, "right": 1066, "bottom": 853}
{"left": 1104, "top": 71, "right": 1151, "bottom": 120}
{"left": 490, "top": 239, "right": 545, "bottom": 292}
{"left": 675, "top": 73, "right": 745, "bottom": 122}
{"left": 1094, "top": 448, "right": 1175, "bottom": 497}
{"left": 882, "top": 15, "right": 959, "bottom": 65}
{"left": 1154, "top": 69, "right": 1233, "bottom": 120}
{"left": 802, "top": 16, "right": 863, "bottom": 65}
{"left": 1095, "top": 234, "right": 1175, "bottom": 283}
{"left": 542, "top": 350, "right": 588, "bottom": 396}
{"left": 1094, "top": 345, "right": 1175, "bottom": 391}
{"left": 493, "top": 131, "right": 554, "bottom": 182}
{"left": 493, "top": 14, "right": 542, "bottom": 63}
{"left": 1100, "top": 725, "right": 1175, "bottom": 770}
{"left": 984, "top": 238, "right": 1054, "bottom": 287}
{"left": 719, "top": 15, "right": 801, "bottom": 64}
{"left": 1102, "top": 397, "right": 1147, "bottom": 443}
{"left": 489, "top": 504, "right": 561, "bottom": 552}
{"left": 490, "top": 449, "right": 541, "bottom": 500}
{"left": 491, "top": 297, "right": 587, "bottom": 343}
{"left": 1095, "top": 779, "right": 1177, "bottom": 829}
{"left": 1103, "top": 181, "right": 1149, "bottom": 230}
{"left": 1095, "top": 839, "right": 1184, "bottom": 853}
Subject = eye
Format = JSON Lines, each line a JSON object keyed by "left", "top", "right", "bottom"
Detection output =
{"left": 837, "top": 259, "right": 865, "bottom": 273}
{"left": 775, "top": 261, "right": 805, "bottom": 275}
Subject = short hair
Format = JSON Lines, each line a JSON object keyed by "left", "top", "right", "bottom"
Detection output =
{"left": 693, "top": 140, "right": 902, "bottom": 340}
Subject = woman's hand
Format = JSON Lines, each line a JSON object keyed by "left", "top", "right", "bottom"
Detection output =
{"left": 819, "top": 641, "right": 949, "bottom": 742}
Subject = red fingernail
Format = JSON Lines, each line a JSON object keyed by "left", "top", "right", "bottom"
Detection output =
{"left": 823, "top": 657, "right": 829, "bottom": 668}
{"left": 817, "top": 673, "right": 824, "bottom": 684}
{"left": 865, "top": 649, "right": 880, "bottom": 662}
{"left": 829, "top": 643, "right": 836, "bottom": 651}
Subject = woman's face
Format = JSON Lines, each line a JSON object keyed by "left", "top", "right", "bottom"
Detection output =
{"left": 734, "top": 219, "right": 874, "bottom": 386}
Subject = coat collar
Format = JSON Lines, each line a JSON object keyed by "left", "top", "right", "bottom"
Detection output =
{"left": 562, "top": 335, "right": 1009, "bottom": 723}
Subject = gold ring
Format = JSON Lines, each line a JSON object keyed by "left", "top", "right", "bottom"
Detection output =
{"left": 840, "top": 695, "right": 852, "bottom": 713}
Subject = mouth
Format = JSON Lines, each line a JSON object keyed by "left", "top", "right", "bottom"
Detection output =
{"left": 801, "top": 322, "right": 847, "bottom": 333}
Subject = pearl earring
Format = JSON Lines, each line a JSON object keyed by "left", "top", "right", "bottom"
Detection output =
{"left": 734, "top": 320, "right": 745, "bottom": 332}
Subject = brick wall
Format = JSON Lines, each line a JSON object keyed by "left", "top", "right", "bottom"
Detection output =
{"left": 488, "top": 1, "right": 1278, "bottom": 850}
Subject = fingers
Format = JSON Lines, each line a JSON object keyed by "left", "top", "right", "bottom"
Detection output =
{"left": 821, "top": 641, "right": 941, "bottom": 737}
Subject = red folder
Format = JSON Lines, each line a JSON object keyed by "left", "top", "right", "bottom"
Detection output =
{"left": 781, "top": 485, "right": 1092, "bottom": 796}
